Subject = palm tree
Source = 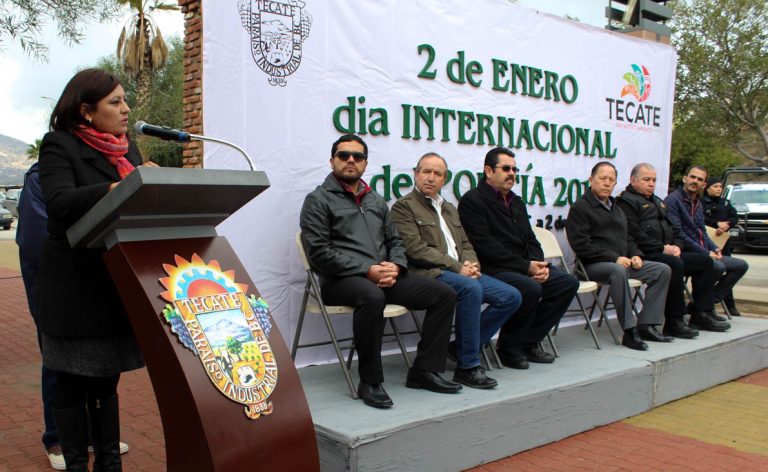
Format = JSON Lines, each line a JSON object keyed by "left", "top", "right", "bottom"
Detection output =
{"left": 26, "top": 139, "right": 42, "bottom": 160}
{"left": 116, "top": 0, "right": 179, "bottom": 112}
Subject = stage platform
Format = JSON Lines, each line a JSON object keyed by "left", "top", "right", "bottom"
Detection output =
{"left": 297, "top": 316, "right": 768, "bottom": 471}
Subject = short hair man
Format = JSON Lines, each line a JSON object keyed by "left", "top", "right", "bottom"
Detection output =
{"left": 458, "top": 147, "right": 579, "bottom": 368}
{"left": 391, "top": 153, "right": 522, "bottom": 389}
{"left": 566, "top": 162, "right": 671, "bottom": 350}
{"left": 617, "top": 163, "right": 724, "bottom": 336}
{"left": 664, "top": 165, "right": 748, "bottom": 322}
{"left": 300, "top": 134, "right": 461, "bottom": 409}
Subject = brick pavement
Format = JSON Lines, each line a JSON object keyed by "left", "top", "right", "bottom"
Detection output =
{"left": 0, "top": 266, "right": 165, "bottom": 471}
{"left": 2, "top": 261, "right": 766, "bottom": 472}
{"left": 468, "top": 366, "right": 768, "bottom": 472}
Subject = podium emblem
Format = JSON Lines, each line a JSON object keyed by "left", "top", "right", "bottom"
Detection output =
{"left": 159, "top": 254, "right": 277, "bottom": 419}
{"left": 237, "top": 0, "right": 313, "bottom": 87}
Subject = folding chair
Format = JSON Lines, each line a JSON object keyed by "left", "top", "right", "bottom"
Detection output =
{"left": 683, "top": 226, "right": 732, "bottom": 319}
{"left": 571, "top": 257, "right": 649, "bottom": 345}
{"left": 532, "top": 227, "right": 602, "bottom": 350}
{"left": 292, "top": 231, "right": 419, "bottom": 399}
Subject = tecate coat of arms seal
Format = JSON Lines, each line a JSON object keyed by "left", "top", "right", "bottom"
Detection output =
{"left": 238, "top": 0, "right": 312, "bottom": 86}
{"left": 159, "top": 254, "right": 277, "bottom": 419}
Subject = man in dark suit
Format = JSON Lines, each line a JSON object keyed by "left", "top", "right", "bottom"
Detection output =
{"left": 616, "top": 163, "right": 719, "bottom": 338}
{"left": 567, "top": 162, "right": 671, "bottom": 351}
{"left": 300, "top": 134, "right": 460, "bottom": 409}
{"left": 458, "top": 147, "right": 578, "bottom": 369}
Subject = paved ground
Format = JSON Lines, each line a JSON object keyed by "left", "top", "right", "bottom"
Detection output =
{"left": 0, "top": 237, "right": 765, "bottom": 471}
{"left": 468, "top": 369, "right": 768, "bottom": 471}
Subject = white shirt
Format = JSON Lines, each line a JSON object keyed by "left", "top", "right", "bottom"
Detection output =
{"left": 425, "top": 191, "right": 460, "bottom": 262}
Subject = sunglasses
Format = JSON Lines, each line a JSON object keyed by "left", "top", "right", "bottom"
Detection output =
{"left": 495, "top": 165, "right": 520, "bottom": 173}
{"left": 334, "top": 151, "right": 367, "bottom": 163}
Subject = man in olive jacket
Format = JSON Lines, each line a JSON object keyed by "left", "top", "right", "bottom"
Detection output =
{"left": 392, "top": 153, "right": 521, "bottom": 389}
{"left": 616, "top": 163, "right": 725, "bottom": 336}
{"left": 300, "top": 134, "right": 460, "bottom": 409}
{"left": 458, "top": 147, "right": 578, "bottom": 369}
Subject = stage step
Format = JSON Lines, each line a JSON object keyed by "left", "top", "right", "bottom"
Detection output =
{"left": 297, "top": 317, "right": 768, "bottom": 472}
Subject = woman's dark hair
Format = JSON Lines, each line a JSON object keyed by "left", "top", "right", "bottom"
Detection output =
{"left": 49, "top": 68, "right": 122, "bottom": 133}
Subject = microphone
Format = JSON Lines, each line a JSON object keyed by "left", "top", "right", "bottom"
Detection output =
{"left": 134, "top": 121, "right": 191, "bottom": 143}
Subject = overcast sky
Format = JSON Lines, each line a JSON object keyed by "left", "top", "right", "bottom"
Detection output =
{"left": 0, "top": 0, "right": 606, "bottom": 145}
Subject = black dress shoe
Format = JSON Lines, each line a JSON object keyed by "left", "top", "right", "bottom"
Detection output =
{"left": 497, "top": 351, "right": 529, "bottom": 369}
{"left": 622, "top": 328, "right": 649, "bottom": 351}
{"left": 663, "top": 319, "right": 699, "bottom": 339}
{"left": 357, "top": 382, "right": 393, "bottom": 409}
{"left": 638, "top": 325, "right": 674, "bottom": 343}
{"left": 523, "top": 346, "right": 556, "bottom": 363}
{"left": 406, "top": 369, "right": 462, "bottom": 393}
{"left": 688, "top": 303, "right": 727, "bottom": 322}
{"left": 690, "top": 312, "right": 730, "bottom": 332}
{"left": 452, "top": 366, "right": 498, "bottom": 389}
{"left": 710, "top": 312, "right": 728, "bottom": 322}
{"left": 726, "top": 306, "right": 742, "bottom": 317}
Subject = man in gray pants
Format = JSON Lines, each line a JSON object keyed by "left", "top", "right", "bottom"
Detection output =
{"left": 566, "top": 162, "right": 671, "bottom": 350}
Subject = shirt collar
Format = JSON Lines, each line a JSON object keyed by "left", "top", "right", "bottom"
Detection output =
{"left": 416, "top": 187, "right": 444, "bottom": 207}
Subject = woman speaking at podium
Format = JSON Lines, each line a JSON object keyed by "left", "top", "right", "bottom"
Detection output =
{"left": 37, "top": 68, "right": 156, "bottom": 471}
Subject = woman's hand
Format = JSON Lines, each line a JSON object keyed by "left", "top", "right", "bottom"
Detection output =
{"left": 140, "top": 161, "right": 160, "bottom": 167}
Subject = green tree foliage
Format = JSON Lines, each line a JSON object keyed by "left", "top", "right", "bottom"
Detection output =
{"left": 226, "top": 336, "right": 244, "bottom": 362}
{"left": 672, "top": 0, "right": 768, "bottom": 167}
{"left": 669, "top": 120, "right": 741, "bottom": 188}
{"left": 26, "top": 138, "right": 41, "bottom": 160}
{"left": 0, "top": 0, "right": 119, "bottom": 60}
{"left": 97, "top": 36, "right": 184, "bottom": 167}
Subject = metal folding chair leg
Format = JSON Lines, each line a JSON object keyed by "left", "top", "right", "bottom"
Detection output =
{"left": 575, "top": 294, "right": 601, "bottom": 349}
{"left": 481, "top": 340, "right": 503, "bottom": 369}
{"left": 388, "top": 318, "right": 413, "bottom": 368}
{"left": 587, "top": 286, "right": 620, "bottom": 345}
{"left": 319, "top": 304, "right": 358, "bottom": 399}
{"left": 545, "top": 334, "right": 559, "bottom": 357}
{"left": 480, "top": 346, "right": 492, "bottom": 370}
{"left": 720, "top": 301, "right": 733, "bottom": 320}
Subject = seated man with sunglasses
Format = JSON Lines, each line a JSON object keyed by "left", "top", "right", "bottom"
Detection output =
{"left": 458, "top": 147, "right": 579, "bottom": 369}
{"left": 300, "top": 134, "right": 461, "bottom": 409}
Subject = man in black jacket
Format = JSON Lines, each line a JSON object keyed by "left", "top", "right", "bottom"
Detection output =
{"left": 566, "top": 162, "right": 671, "bottom": 351}
{"left": 300, "top": 134, "right": 460, "bottom": 409}
{"left": 458, "top": 147, "right": 578, "bottom": 369}
{"left": 617, "top": 163, "right": 727, "bottom": 335}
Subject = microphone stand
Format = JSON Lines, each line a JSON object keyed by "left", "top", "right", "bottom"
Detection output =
{"left": 188, "top": 134, "right": 257, "bottom": 171}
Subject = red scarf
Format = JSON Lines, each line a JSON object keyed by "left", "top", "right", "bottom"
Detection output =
{"left": 74, "top": 126, "right": 135, "bottom": 180}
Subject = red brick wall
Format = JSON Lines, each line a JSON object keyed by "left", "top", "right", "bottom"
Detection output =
{"left": 178, "top": 0, "right": 202, "bottom": 168}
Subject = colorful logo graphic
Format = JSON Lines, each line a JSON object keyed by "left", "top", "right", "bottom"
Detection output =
{"left": 238, "top": 0, "right": 312, "bottom": 87}
{"left": 160, "top": 254, "right": 277, "bottom": 419}
{"left": 620, "top": 64, "right": 652, "bottom": 102}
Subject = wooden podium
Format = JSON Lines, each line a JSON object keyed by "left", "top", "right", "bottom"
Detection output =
{"left": 68, "top": 167, "right": 319, "bottom": 471}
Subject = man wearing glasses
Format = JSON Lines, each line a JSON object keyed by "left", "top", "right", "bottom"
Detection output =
{"left": 664, "top": 165, "right": 747, "bottom": 324}
{"left": 300, "top": 134, "right": 461, "bottom": 409}
{"left": 391, "top": 152, "right": 521, "bottom": 389}
{"left": 458, "top": 147, "right": 579, "bottom": 369}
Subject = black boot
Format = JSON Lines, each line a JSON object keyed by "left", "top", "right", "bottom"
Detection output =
{"left": 89, "top": 395, "right": 122, "bottom": 472}
{"left": 53, "top": 406, "right": 89, "bottom": 472}
{"left": 622, "top": 327, "right": 648, "bottom": 351}
{"left": 690, "top": 310, "right": 730, "bottom": 332}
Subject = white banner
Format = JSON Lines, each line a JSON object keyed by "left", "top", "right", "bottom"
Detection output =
{"left": 203, "top": 0, "right": 677, "bottom": 365}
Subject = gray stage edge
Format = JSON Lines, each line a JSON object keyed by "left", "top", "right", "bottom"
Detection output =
{"left": 296, "top": 317, "right": 768, "bottom": 472}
